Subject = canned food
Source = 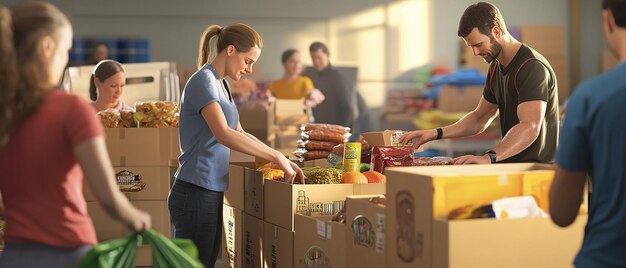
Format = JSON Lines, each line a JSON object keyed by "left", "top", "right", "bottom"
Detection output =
{"left": 343, "top": 142, "right": 362, "bottom": 172}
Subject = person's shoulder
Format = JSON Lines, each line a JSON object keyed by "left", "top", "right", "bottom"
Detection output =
{"left": 297, "top": 76, "right": 313, "bottom": 84}
{"left": 186, "top": 66, "right": 218, "bottom": 87}
{"left": 49, "top": 90, "right": 87, "bottom": 105}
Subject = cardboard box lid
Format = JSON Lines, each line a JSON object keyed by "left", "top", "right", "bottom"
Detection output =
{"left": 385, "top": 163, "right": 552, "bottom": 177}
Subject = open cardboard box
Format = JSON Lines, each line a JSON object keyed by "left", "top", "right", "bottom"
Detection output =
{"left": 385, "top": 163, "right": 586, "bottom": 268}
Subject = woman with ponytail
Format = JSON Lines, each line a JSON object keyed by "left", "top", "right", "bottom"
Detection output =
{"left": 89, "top": 59, "right": 133, "bottom": 111}
{"left": 0, "top": 3, "right": 150, "bottom": 267}
{"left": 170, "top": 23, "right": 304, "bottom": 267}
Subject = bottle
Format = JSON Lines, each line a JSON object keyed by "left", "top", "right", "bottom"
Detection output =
{"left": 343, "top": 142, "right": 362, "bottom": 172}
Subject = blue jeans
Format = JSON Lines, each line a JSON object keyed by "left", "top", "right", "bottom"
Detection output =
{"left": 168, "top": 179, "right": 223, "bottom": 268}
{"left": 0, "top": 243, "right": 92, "bottom": 268}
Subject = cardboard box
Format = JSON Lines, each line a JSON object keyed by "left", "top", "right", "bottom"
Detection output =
{"left": 244, "top": 163, "right": 265, "bottom": 219}
{"left": 384, "top": 163, "right": 583, "bottom": 268}
{"left": 275, "top": 126, "right": 302, "bottom": 149}
{"left": 84, "top": 166, "right": 172, "bottom": 202}
{"left": 362, "top": 130, "right": 397, "bottom": 146}
{"left": 239, "top": 101, "right": 276, "bottom": 141}
{"left": 223, "top": 204, "right": 244, "bottom": 268}
{"left": 294, "top": 215, "right": 347, "bottom": 268}
{"left": 263, "top": 221, "right": 294, "bottom": 268}
{"left": 132, "top": 201, "right": 172, "bottom": 267}
{"left": 87, "top": 200, "right": 170, "bottom": 242}
{"left": 432, "top": 216, "right": 585, "bottom": 268}
{"left": 438, "top": 85, "right": 484, "bottom": 113}
{"left": 105, "top": 128, "right": 172, "bottom": 166}
{"left": 263, "top": 179, "right": 354, "bottom": 231}
{"left": 231, "top": 150, "right": 256, "bottom": 163}
{"left": 345, "top": 196, "right": 386, "bottom": 268}
{"left": 275, "top": 99, "right": 306, "bottom": 116}
{"left": 170, "top": 128, "right": 180, "bottom": 166}
{"left": 520, "top": 25, "right": 566, "bottom": 57}
{"left": 243, "top": 213, "right": 264, "bottom": 268}
{"left": 275, "top": 115, "right": 309, "bottom": 127}
{"left": 225, "top": 164, "right": 247, "bottom": 211}
{"left": 302, "top": 158, "right": 329, "bottom": 168}
{"left": 87, "top": 202, "right": 125, "bottom": 241}
{"left": 361, "top": 131, "right": 424, "bottom": 152}
{"left": 548, "top": 55, "right": 570, "bottom": 100}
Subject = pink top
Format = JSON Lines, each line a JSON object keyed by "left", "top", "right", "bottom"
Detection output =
{"left": 0, "top": 90, "right": 104, "bottom": 247}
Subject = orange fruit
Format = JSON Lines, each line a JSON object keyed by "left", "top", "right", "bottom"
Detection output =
{"left": 363, "top": 171, "right": 386, "bottom": 183}
{"left": 341, "top": 171, "right": 368, "bottom": 184}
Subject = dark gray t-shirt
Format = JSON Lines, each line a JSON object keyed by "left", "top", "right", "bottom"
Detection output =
{"left": 176, "top": 64, "right": 239, "bottom": 191}
{"left": 302, "top": 65, "right": 357, "bottom": 127}
{"left": 483, "top": 44, "right": 559, "bottom": 163}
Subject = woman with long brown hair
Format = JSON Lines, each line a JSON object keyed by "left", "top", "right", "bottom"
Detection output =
{"left": 169, "top": 23, "right": 304, "bottom": 267}
{"left": 0, "top": 3, "right": 150, "bottom": 267}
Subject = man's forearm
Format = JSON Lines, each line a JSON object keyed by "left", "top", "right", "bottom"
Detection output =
{"left": 492, "top": 122, "right": 540, "bottom": 161}
{"left": 441, "top": 111, "right": 492, "bottom": 139}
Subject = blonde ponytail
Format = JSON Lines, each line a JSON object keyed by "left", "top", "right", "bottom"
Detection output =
{"left": 198, "top": 25, "right": 222, "bottom": 69}
{"left": 197, "top": 23, "right": 263, "bottom": 69}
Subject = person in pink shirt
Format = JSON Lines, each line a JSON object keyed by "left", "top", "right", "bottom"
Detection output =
{"left": 0, "top": 2, "right": 151, "bottom": 267}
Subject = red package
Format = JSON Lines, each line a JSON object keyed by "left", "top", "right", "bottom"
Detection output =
{"left": 370, "top": 146, "right": 414, "bottom": 173}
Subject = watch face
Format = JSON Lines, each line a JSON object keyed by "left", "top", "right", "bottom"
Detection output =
{"left": 488, "top": 153, "right": 497, "bottom": 163}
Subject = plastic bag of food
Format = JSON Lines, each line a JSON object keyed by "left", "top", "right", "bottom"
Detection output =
{"left": 118, "top": 111, "right": 137, "bottom": 128}
{"left": 297, "top": 140, "right": 340, "bottom": 151}
{"left": 370, "top": 146, "right": 414, "bottom": 173}
{"left": 300, "top": 129, "right": 349, "bottom": 144}
{"left": 294, "top": 148, "right": 331, "bottom": 161}
{"left": 300, "top": 123, "right": 350, "bottom": 134}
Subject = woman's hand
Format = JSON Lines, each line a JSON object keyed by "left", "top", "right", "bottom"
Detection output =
{"left": 126, "top": 209, "right": 152, "bottom": 233}
{"left": 272, "top": 156, "right": 305, "bottom": 184}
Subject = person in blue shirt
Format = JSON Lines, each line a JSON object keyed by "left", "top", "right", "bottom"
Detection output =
{"left": 169, "top": 23, "right": 304, "bottom": 268}
{"left": 549, "top": 0, "right": 626, "bottom": 267}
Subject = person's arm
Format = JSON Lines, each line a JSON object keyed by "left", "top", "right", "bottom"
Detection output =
{"left": 74, "top": 137, "right": 151, "bottom": 232}
{"left": 549, "top": 165, "right": 587, "bottom": 227}
{"left": 398, "top": 96, "right": 499, "bottom": 148}
{"left": 202, "top": 103, "right": 304, "bottom": 183}
{"left": 452, "top": 100, "right": 545, "bottom": 164}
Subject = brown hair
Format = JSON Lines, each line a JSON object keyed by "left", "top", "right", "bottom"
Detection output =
{"left": 281, "top": 49, "right": 299, "bottom": 63}
{"left": 89, "top": 60, "right": 125, "bottom": 101}
{"left": 603, "top": 0, "right": 626, "bottom": 27}
{"left": 309, "top": 41, "right": 329, "bottom": 55}
{"left": 197, "top": 23, "right": 263, "bottom": 69}
{"left": 0, "top": 2, "right": 70, "bottom": 148}
{"left": 457, "top": 2, "right": 508, "bottom": 38}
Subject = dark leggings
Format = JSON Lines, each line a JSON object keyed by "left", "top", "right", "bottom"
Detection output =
{"left": 168, "top": 179, "right": 223, "bottom": 268}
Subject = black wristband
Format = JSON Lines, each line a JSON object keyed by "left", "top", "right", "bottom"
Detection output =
{"left": 485, "top": 150, "right": 497, "bottom": 163}
{"left": 436, "top": 128, "right": 443, "bottom": 140}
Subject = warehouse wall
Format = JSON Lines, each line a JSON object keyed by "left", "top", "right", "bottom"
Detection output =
{"left": 3, "top": 1, "right": 610, "bottom": 104}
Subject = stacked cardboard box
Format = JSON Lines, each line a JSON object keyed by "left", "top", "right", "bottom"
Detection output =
{"left": 239, "top": 101, "right": 276, "bottom": 148}
{"left": 383, "top": 89, "right": 423, "bottom": 129}
{"left": 224, "top": 162, "right": 386, "bottom": 267}
{"left": 86, "top": 127, "right": 179, "bottom": 266}
{"left": 520, "top": 25, "right": 570, "bottom": 100}
{"left": 274, "top": 99, "right": 309, "bottom": 150}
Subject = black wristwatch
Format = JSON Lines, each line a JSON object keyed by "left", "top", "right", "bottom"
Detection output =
{"left": 485, "top": 150, "right": 497, "bottom": 163}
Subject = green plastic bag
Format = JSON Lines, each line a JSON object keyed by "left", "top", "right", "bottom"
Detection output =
{"left": 78, "top": 229, "right": 203, "bottom": 268}
{"left": 78, "top": 234, "right": 139, "bottom": 268}
{"left": 141, "top": 229, "right": 203, "bottom": 268}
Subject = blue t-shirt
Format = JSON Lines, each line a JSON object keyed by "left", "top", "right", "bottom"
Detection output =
{"left": 175, "top": 64, "right": 239, "bottom": 191}
{"left": 557, "top": 61, "right": 626, "bottom": 267}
